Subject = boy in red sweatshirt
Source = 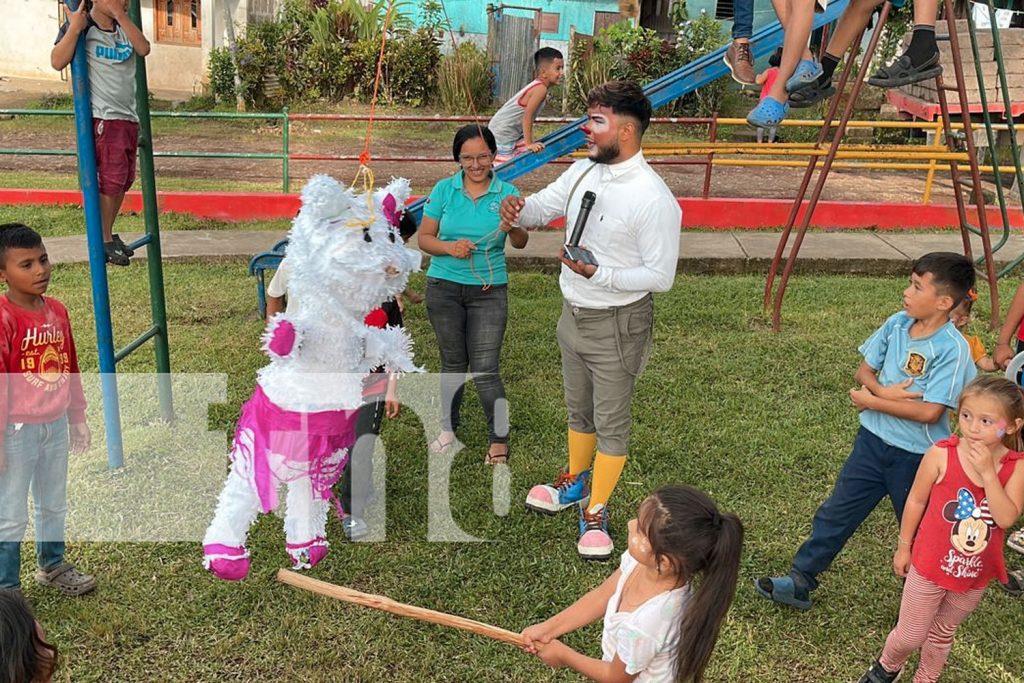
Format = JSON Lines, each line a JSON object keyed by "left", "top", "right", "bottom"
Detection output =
{"left": 0, "top": 223, "right": 94, "bottom": 596}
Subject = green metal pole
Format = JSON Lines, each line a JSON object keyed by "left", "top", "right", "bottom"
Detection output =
{"left": 129, "top": 0, "right": 173, "bottom": 421}
{"left": 979, "top": 0, "right": 1024, "bottom": 277}
{"left": 282, "top": 106, "right": 290, "bottom": 193}
{"left": 962, "top": 4, "right": 1011, "bottom": 259}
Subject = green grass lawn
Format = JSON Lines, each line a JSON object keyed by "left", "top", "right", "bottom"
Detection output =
{"left": 15, "top": 266, "right": 1024, "bottom": 682}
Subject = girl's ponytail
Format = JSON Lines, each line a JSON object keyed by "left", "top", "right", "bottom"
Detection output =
{"left": 642, "top": 485, "right": 744, "bottom": 683}
{"left": 674, "top": 512, "right": 743, "bottom": 683}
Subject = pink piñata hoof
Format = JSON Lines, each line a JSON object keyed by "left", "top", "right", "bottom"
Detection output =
{"left": 287, "top": 537, "right": 329, "bottom": 570}
{"left": 203, "top": 544, "right": 251, "bottom": 581}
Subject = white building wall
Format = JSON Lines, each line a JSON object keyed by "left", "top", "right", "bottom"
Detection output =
{"left": 0, "top": 0, "right": 246, "bottom": 95}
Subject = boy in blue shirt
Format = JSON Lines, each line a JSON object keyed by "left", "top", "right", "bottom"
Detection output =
{"left": 755, "top": 252, "right": 977, "bottom": 610}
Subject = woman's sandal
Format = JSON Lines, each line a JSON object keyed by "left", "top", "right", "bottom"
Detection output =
{"left": 428, "top": 433, "right": 457, "bottom": 455}
{"left": 485, "top": 444, "right": 510, "bottom": 466}
{"left": 34, "top": 562, "right": 96, "bottom": 597}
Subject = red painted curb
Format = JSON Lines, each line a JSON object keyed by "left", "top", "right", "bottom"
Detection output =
{"left": 1, "top": 188, "right": 1020, "bottom": 230}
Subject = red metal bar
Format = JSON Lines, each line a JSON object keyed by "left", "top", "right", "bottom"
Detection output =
{"left": 771, "top": 5, "right": 891, "bottom": 331}
{"left": 935, "top": 75, "right": 974, "bottom": 261}
{"left": 886, "top": 89, "right": 1024, "bottom": 121}
{"left": 942, "top": 0, "right": 999, "bottom": 327}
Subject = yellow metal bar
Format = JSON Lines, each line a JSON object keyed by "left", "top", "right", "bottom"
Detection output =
{"left": 923, "top": 155, "right": 939, "bottom": 204}
{"left": 709, "top": 117, "right": 1009, "bottom": 132}
{"left": 710, "top": 159, "right": 1018, "bottom": 172}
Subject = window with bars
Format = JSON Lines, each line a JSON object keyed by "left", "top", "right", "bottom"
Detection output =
{"left": 156, "top": 0, "right": 201, "bottom": 45}
{"left": 715, "top": 0, "right": 735, "bottom": 20}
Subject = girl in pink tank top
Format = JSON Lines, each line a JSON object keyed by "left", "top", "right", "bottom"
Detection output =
{"left": 856, "top": 375, "right": 1024, "bottom": 683}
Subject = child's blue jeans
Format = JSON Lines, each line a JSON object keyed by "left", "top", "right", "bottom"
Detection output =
{"left": 0, "top": 416, "right": 70, "bottom": 589}
{"left": 791, "top": 426, "right": 923, "bottom": 591}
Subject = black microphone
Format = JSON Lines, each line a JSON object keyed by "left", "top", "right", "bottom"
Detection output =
{"left": 563, "top": 191, "right": 599, "bottom": 266}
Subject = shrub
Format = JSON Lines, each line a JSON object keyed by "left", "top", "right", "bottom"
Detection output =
{"left": 566, "top": 37, "right": 615, "bottom": 114}
{"left": 347, "top": 28, "right": 441, "bottom": 106}
{"left": 437, "top": 42, "right": 493, "bottom": 112}
{"left": 235, "top": 21, "right": 285, "bottom": 109}
{"left": 207, "top": 47, "right": 236, "bottom": 103}
{"left": 675, "top": 12, "right": 727, "bottom": 117}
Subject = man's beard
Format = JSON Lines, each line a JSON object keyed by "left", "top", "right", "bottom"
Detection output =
{"left": 588, "top": 140, "right": 620, "bottom": 164}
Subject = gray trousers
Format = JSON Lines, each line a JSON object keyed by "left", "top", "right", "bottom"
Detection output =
{"left": 556, "top": 295, "right": 654, "bottom": 455}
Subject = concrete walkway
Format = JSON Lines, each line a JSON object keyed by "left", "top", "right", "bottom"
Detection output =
{"left": 45, "top": 229, "right": 1024, "bottom": 275}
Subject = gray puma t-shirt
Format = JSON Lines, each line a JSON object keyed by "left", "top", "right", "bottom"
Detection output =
{"left": 56, "top": 16, "right": 137, "bottom": 122}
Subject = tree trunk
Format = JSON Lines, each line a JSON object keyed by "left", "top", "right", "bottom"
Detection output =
{"left": 221, "top": 0, "right": 246, "bottom": 111}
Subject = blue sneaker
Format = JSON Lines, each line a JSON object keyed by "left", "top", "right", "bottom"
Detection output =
{"left": 525, "top": 469, "right": 590, "bottom": 514}
{"left": 577, "top": 503, "right": 613, "bottom": 561}
{"left": 786, "top": 59, "right": 823, "bottom": 94}
{"left": 747, "top": 97, "right": 789, "bottom": 128}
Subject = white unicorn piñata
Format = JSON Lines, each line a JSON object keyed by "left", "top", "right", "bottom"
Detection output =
{"left": 203, "top": 174, "right": 420, "bottom": 580}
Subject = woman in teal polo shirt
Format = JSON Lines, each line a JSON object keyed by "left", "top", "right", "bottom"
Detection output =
{"left": 418, "top": 124, "right": 528, "bottom": 465}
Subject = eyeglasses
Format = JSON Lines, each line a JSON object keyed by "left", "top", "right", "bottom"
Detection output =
{"left": 459, "top": 153, "right": 494, "bottom": 166}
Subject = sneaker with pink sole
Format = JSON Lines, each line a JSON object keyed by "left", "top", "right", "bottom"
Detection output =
{"left": 577, "top": 503, "right": 613, "bottom": 561}
{"left": 525, "top": 469, "right": 591, "bottom": 514}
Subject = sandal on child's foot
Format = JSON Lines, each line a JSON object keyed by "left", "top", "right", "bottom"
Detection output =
{"left": 789, "top": 79, "right": 836, "bottom": 108}
{"left": 857, "top": 659, "right": 902, "bottom": 683}
{"left": 753, "top": 574, "right": 812, "bottom": 610}
{"left": 785, "top": 59, "right": 823, "bottom": 94}
{"left": 34, "top": 562, "right": 96, "bottom": 597}
{"left": 1000, "top": 569, "right": 1024, "bottom": 596}
{"left": 868, "top": 52, "right": 941, "bottom": 88}
{"left": 104, "top": 241, "right": 131, "bottom": 266}
{"left": 112, "top": 233, "right": 135, "bottom": 257}
{"left": 747, "top": 97, "right": 790, "bottom": 129}
{"left": 1007, "top": 527, "right": 1024, "bottom": 554}
{"left": 428, "top": 433, "right": 456, "bottom": 455}
{"left": 485, "top": 444, "right": 509, "bottom": 465}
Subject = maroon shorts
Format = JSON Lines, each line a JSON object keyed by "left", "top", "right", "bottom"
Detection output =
{"left": 93, "top": 118, "right": 139, "bottom": 197}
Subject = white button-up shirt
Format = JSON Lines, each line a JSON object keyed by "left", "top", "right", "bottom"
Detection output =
{"left": 517, "top": 150, "right": 682, "bottom": 309}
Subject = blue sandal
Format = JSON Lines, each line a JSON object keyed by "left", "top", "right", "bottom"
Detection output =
{"left": 786, "top": 59, "right": 823, "bottom": 94}
{"left": 747, "top": 97, "right": 790, "bottom": 128}
{"left": 754, "top": 575, "right": 813, "bottom": 610}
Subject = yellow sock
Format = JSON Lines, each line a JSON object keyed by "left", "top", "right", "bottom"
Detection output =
{"left": 589, "top": 451, "right": 627, "bottom": 509}
{"left": 567, "top": 429, "right": 597, "bottom": 475}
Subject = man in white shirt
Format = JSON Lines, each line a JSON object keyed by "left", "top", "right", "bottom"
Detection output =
{"left": 501, "top": 81, "right": 682, "bottom": 560}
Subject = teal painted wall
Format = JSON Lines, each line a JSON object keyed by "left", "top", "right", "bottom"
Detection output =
{"left": 408, "top": 0, "right": 783, "bottom": 43}
{"left": 408, "top": 1, "right": 622, "bottom": 42}
{"left": 686, "top": 0, "right": 783, "bottom": 37}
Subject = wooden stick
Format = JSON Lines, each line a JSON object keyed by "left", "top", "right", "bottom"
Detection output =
{"left": 276, "top": 569, "right": 524, "bottom": 646}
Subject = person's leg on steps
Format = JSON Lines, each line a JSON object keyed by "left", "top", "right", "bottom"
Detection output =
{"left": 726, "top": 0, "right": 757, "bottom": 84}
{"left": 869, "top": 0, "right": 940, "bottom": 86}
